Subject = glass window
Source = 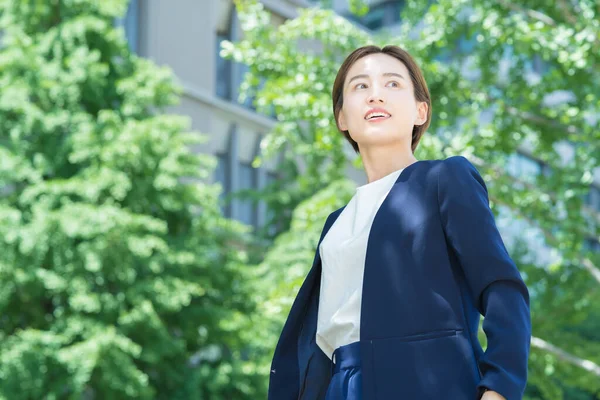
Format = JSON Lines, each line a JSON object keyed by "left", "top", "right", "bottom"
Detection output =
{"left": 237, "top": 63, "right": 256, "bottom": 110}
{"left": 264, "top": 171, "right": 282, "bottom": 236}
{"left": 114, "top": 0, "right": 139, "bottom": 53}
{"left": 214, "top": 152, "right": 230, "bottom": 216}
{"left": 215, "top": 9, "right": 256, "bottom": 110}
{"left": 216, "top": 33, "right": 232, "bottom": 100}
{"left": 238, "top": 162, "right": 257, "bottom": 227}
{"left": 125, "top": 0, "right": 139, "bottom": 53}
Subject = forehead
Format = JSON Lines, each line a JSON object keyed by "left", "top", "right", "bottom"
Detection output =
{"left": 345, "top": 53, "right": 410, "bottom": 84}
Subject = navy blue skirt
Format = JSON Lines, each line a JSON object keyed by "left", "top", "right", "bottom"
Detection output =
{"left": 325, "top": 341, "right": 363, "bottom": 400}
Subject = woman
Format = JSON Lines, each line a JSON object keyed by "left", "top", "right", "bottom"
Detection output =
{"left": 268, "top": 45, "right": 531, "bottom": 400}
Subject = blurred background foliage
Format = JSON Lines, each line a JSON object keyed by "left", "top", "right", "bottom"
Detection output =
{"left": 0, "top": 0, "right": 598, "bottom": 399}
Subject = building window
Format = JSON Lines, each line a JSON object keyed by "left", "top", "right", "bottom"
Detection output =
{"left": 264, "top": 170, "right": 283, "bottom": 236}
{"left": 215, "top": 8, "right": 255, "bottom": 110}
{"left": 115, "top": 0, "right": 139, "bottom": 53}
{"left": 238, "top": 161, "right": 257, "bottom": 228}
{"left": 215, "top": 32, "right": 232, "bottom": 100}
{"left": 214, "top": 152, "right": 230, "bottom": 217}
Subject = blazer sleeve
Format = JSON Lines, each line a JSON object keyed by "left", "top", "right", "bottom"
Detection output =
{"left": 437, "top": 156, "right": 531, "bottom": 400}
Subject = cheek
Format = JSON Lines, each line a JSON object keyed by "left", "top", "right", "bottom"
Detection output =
{"left": 343, "top": 99, "right": 364, "bottom": 124}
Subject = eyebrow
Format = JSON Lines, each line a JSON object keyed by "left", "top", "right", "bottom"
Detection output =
{"left": 347, "top": 72, "right": 406, "bottom": 86}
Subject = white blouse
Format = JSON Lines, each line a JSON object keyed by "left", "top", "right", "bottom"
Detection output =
{"left": 316, "top": 167, "right": 405, "bottom": 360}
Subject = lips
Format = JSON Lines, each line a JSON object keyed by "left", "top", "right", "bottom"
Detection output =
{"left": 364, "top": 107, "right": 392, "bottom": 121}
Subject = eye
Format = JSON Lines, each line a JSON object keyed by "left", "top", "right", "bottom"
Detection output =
{"left": 354, "top": 83, "right": 367, "bottom": 89}
{"left": 387, "top": 81, "right": 400, "bottom": 87}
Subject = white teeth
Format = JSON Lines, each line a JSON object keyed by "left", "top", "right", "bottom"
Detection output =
{"left": 366, "top": 112, "right": 390, "bottom": 120}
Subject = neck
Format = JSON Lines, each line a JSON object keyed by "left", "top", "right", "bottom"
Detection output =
{"left": 359, "top": 143, "right": 418, "bottom": 184}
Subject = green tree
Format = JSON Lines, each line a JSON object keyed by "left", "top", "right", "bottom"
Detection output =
{"left": 223, "top": 0, "right": 600, "bottom": 398}
{"left": 0, "top": 0, "right": 261, "bottom": 398}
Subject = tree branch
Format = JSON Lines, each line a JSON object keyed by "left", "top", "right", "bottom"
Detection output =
{"left": 504, "top": 105, "right": 578, "bottom": 135}
{"left": 479, "top": 327, "right": 600, "bottom": 377}
{"left": 496, "top": 0, "right": 556, "bottom": 26}
{"left": 557, "top": 0, "right": 578, "bottom": 25}
{"left": 582, "top": 257, "right": 600, "bottom": 285}
{"left": 531, "top": 336, "right": 600, "bottom": 377}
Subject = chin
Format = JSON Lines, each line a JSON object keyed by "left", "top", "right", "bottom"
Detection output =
{"left": 358, "top": 137, "right": 402, "bottom": 149}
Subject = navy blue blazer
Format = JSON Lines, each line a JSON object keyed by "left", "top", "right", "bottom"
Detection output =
{"left": 268, "top": 156, "right": 531, "bottom": 400}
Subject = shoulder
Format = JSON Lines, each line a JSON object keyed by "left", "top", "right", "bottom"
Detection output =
{"left": 434, "top": 155, "right": 489, "bottom": 203}
{"left": 410, "top": 156, "right": 481, "bottom": 184}
{"left": 434, "top": 155, "right": 485, "bottom": 185}
{"left": 407, "top": 155, "right": 478, "bottom": 173}
{"left": 438, "top": 155, "right": 479, "bottom": 175}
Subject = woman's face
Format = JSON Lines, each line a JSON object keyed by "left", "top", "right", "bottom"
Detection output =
{"left": 337, "top": 53, "right": 427, "bottom": 150}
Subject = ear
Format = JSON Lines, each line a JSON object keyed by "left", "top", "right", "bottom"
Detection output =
{"left": 415, "top": 101, "right": 428, "bottom": 126}
{"left": 337, "top": 109, "right": 348, "bottom": 131}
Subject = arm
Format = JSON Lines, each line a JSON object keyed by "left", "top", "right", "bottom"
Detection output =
{"left": 437, "top": 156, "right": 531, "bottom": 400}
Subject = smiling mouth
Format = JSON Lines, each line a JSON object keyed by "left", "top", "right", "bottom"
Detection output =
{"left": 365, "top": 115, "right": 391, "bottom": 122}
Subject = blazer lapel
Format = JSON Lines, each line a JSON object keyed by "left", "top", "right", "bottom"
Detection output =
{"left": 297, "top": 206, "right": 346, "bottom": 399}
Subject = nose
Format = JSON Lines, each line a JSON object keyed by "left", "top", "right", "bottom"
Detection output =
{"left": 367, "top": 87, "right": 385, "bottom": 104}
